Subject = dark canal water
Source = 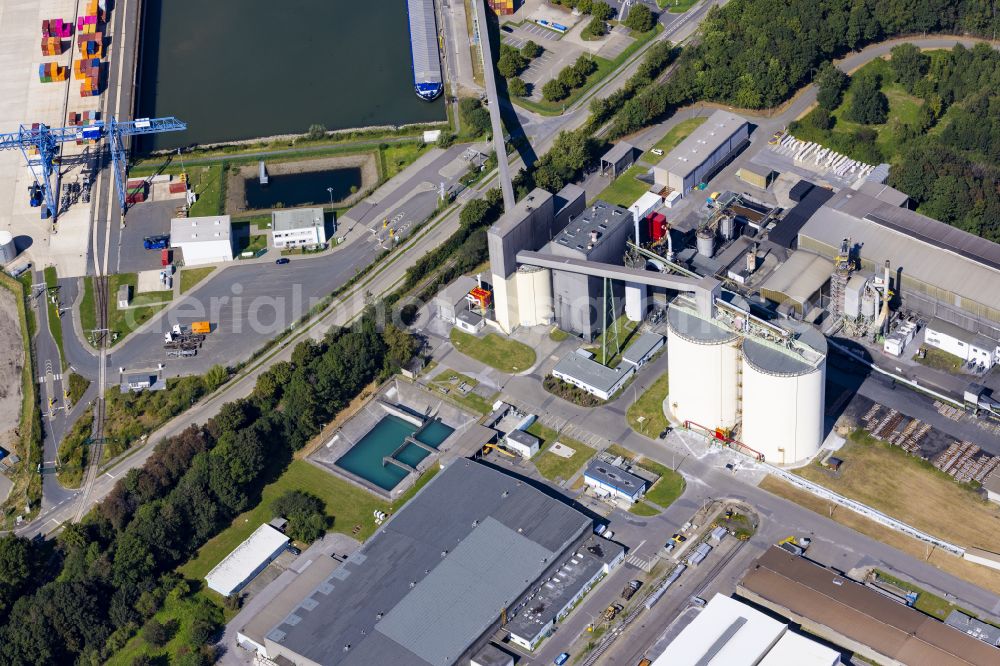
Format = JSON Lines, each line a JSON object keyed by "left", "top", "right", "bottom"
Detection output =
{"left": 245, "top": 167, "right": 362, "bottom": 209}
{"left": 136, "top": 0, "right": 445, "bottom": 150}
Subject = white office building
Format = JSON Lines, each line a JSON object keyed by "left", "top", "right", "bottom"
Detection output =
{"left": 583, "top": 460, "right": 646, "bottom": 504}
{"left": 504, "top": 429, "right": 540, "bottom": 458}
{"left": 271, "top": 208, "right": 327, "bottom": 249}
{"left": 170, "top": 216, "right": 234, "bottom": 266}
{"left": 923, "top": 318, "right": 999, "bottom": 369}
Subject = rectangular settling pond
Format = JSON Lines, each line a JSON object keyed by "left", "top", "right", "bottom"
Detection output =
{"left": 244, "top": 167, "right": 361, "bottom": 209}
{"left": 336, "top": 415, "right": 453, "bottom": 491}
{"left": 137, "top": 0, "right": 444, "bottom": 150}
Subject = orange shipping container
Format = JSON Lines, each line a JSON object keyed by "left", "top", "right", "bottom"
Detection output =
{"left": 191, "top": 321, "right": 211, "bottom": 335}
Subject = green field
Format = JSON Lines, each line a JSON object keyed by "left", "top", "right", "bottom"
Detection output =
{"left": 913, "top": 347, "right": 964, "bottom": 374}
{"left": 429, "top": 370, "right": 498, "bottom": 415}
{"left": 595, "top": 164, "right": 652, "bottom": 207}
{"left": 381, "top": 143, "right": 429, "bottom": 180}
{"left": 628, "top": 501, "right": 661, "bottom": 516}
{"left": 515, "top": 25, "right": 663, "bottom": 115}
{"left": 180, "top": 460, "right": 392, "bottom": 581}
{"left": 585, "top": 315, "right": 640, "bottom": 366}
{"left": 651, "top": 116, "right": 708, "bottom": 153}
{"left": 179, "top": 267, "right": 215, "bottom": 294}
{"left": 42, "top": 266, "right": 65, "bottom": 368}
{"left": 528, "top": 422, "right": 596, "bottom": 483}
{"left": 80, "top": 277, "right": 96, "bottom": 336}
{"left": 636, "top": 458, "right": 685, "bottom": 508}
{"left": 66, "top": 373, "right": 90, "bottom": 406}
{"left": 450, "top": 329, "right": 536, "bottom": 374}
{"left": 627, "top": 371, "right": 670, "bottom": 436}
{"left": 872, "top": 570, "right": 994, "bottom": 623}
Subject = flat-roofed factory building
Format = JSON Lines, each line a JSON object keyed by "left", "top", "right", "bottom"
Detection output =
{"left": 271, "top": 207, "right": 327, "bottom": 249}
{"left": 256, "top": 459, "right": 619, "bottom": 665}
{"left": 653, "top": 111, "right": 749, "bottom": 196}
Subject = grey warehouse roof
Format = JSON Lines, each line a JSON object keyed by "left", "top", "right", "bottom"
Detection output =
{"left": 655, "top": 110, "right": 747, "bottom": 178}
{"left": 551, "top": 200, "right": 632, "bottom": 258}
{"left": 621, "top": 332, "right": 664, "bottom": 365}
{"left": 584, "top": 460, "right": 646, "bottom": 494}
{"left": 601, "top": 141, "right": 636, "bottom": 164}
{"left": 798, "top": 189, "right": 1000, "bottom": 313}
{"left": 266, "top": 459, "right": 591, "bottom": 666}
{"left": 945, "top": 610, "right": 1000, "bottom": 647}
{"left": 553, "top": 351, "right": 632, "bottom": 394}
{"left": 272, "top": 207, "right": 324, "bottom": 232}
{"left": 507, "top": 429, "right": 539, "bottom": 447}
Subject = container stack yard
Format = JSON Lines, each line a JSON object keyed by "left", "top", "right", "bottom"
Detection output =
{"left": 75, "top": 0, "right": 105, "bottom": 97}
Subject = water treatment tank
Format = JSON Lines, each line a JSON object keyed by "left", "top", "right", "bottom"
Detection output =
{"left": 0, "top": 231, "right": 16, "bottom": 264}
{"left": 741, "top": 322, "right": 827, "bottom": 465}
{"left": 696, "top": 227, "right": 715, "bottom": 258}
{"left": 515, "top": 265, "right": 553, "bottom": 327}
{"left": 666, "top": 299, "right": 740, "bottom": 430}
{"left": 625, "top": 282, "right": 646, "bottom": 322}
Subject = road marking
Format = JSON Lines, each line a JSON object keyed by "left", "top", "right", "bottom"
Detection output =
{"left": 104, "top": 471, "right": 116, "bottom": 479}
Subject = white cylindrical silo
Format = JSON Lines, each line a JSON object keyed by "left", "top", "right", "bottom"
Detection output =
{"left": 740, "top": 324, "right": 827, "bottom": 465}
{"left": 666, "top": 302, "right": 740, "bottom": 430}
{"left": 0, "top": 231, "right": 16, "bottom": 264}
{"left": 624, "top": 282, "right": 645, "bottom": 322}
{"left": 515, "top": 265, "right": 553, "bottom": 327}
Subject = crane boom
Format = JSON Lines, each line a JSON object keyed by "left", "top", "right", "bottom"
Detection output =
{"left": 0, "top": 116, "right": 186, "bottom": 219}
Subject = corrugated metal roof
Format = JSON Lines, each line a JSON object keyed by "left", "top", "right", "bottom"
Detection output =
{"left": 205, "top": 524, "right": 288, "bottom": 596}
{"left": 584, "top": 460, "right": 646, "bottom": 495}
{"left": 655, "top": 110, "right": 748, "bottom": 179}
{"left": 601, "top": 141, "right": 636, "bottom": 165}
{"left": 622, "top": 332, "right": 664, "bottom": 365}
{"left": 799, "top": 190, "right": 1000, "bottom": 313}
{"left": 170, "top": 215, "right": 231, "bottom": 243}
{"left": 760, "top": 251, "right": 833, "bottom": 308}
{"left": 268, "top": 460, "right": 591, "bottom": 665}
{"left": 406, "top": 0, "right": 442, "bottom": 85}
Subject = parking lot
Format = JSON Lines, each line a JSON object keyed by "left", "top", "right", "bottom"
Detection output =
{"left": 117, "top": 199, "right": 183, "bottom": 273}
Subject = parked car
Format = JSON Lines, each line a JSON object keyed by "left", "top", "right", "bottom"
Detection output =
{"left": 594, "top": 524, "right": 607, "bottom": 536}
{"left": 275, "top": 257, "right": 290, "bottom": 265}
{"left": 651, "top": 148, "right": 664, "bottom": 156}
{"left": 555, "top": 653, "right": 570, "bottom": 665}
{"left": 671, "top": 533, "right": 687, "bottom": 543}
{"left": 501, "top": 25, "right": 514, "bottom": 33}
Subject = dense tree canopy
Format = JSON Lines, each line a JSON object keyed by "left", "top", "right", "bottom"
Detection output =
{"left": 845, "top": 72, "right": 889, "bottom": 124}
{"left": 623, "top": 4, "right": 656, "bottom": 33}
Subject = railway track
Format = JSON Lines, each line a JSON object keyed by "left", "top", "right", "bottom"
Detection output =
{"left": 75, "top": 274, "right": 108, "bottom": 520}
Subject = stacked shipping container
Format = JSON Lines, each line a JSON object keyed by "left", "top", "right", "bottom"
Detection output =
{"left": 488, "top": 0, "right": 515, "bottom": 14}
{"left": 38, "top": 62, "right": 67, "bottom": 83}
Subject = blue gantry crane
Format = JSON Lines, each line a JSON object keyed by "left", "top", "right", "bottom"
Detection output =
{"left": 0, "top": 116, "right": 186, "bottom": 220}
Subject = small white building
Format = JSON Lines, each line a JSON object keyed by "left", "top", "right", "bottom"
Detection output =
{"left": 923, "top": 318, "right": 999, "bottom": 369}
{"left": 271, "top": 208, "right": 327, "bottom": 249}
{"left": 204, "top": 524, "right": 289, "bottom": 597}
{"left": 126, "top": 373, "right": 153, "bottom": 392}
{"left": 621, "top": 332, "right": 664, "bottom": 369}
{"left": 504, "top": 429, "right": 539, "bottom": 458}
{"left": 983, "top": 472, "right": 1000, "bottom": 505}
{"left": 117, "top": 284, "right": 130, "bottom": 309}
{"left": 883, "top": 321, "right": 917, "bottom": 357}
{"left": 551, "top": 350, "right": 635, "bottom": 401}
{"left": 170, "top": 216, "right": 234, "bottom": 266}
{"left": 583, "top": 460, "right": 646, "bottom": 504}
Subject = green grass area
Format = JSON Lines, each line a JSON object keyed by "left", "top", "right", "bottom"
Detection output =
{"left": 651, "top": 116, "right": 708, "bottom": 154}
{"left": 635, "top": 458, "right": 685, "bottom": 508}
{"left": 913, "top": 347, "right": 965, "bottom": 374}
{"left": 528, "top": 422, "right": 596, "bottom": 483}
{"left": 659, "top": 0, "right": 700, "bottom": 11}
{"left": 585, "top": 315, "right": 640, "bottom": 366}
{"left": 595, "top": 163, "right": 652, "bottom": 207}
{"left": 605, "top": 444, "right": 636, "bottom": 460}
{"left": 66, "top": 372, "right": 90, "bottom": 406}
{"left": 515, "top": 24, "right": 663, "bottom": 115}
{"left": 42, "top": 266, "right": 65, "bottom": 369}
{"left": 79, "top": 276, "right": 96, "bottom": 337}
{"left": 428, "top": 370, "right": 498, "bottom": 415}
{"left": 627, "top": 371, "right": 670, "bottom": 436}
{"left": 549, "top": 327, "right": 570, "bottom": 342}
{"left": 179, "top": 266, "right": 215, "bottom": 294}
{"left": 449, "top": 329, "right": 536, "bottom": 374}
{"left": 107, "top": 273, "right": 172, "bottom": 346}
{"left": 628, "top": 501, "right": 661, "bottom": 516}
{"left": 180, "top": 460, "right": 392, "bottom": 582}
{"left": 381, "top": 142, "right": 429, "bottom": 181}
{"left": 233, "top": 221, "right": 269, "bottom": 256}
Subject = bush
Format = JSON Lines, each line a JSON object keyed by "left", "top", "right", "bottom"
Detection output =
{"left": 271, "top": 490, "right": 328, "bottom": 544}
{"left": 508, "top": 77, "right": 528, "bottom": 97}
{"left": 542, "top": 79, "right": 570, "bottom": 102}
{"left": 591, "top": 0, "right": 613, "bottom": 20}
{"left": 583, "top": 16, "right": 607, "bottom": 39}
{"left": 809, "top": 107, "right": 833, "bottom": 130}
{"left": 141, "top": 618, "right": 175, "bottom": 647}
{"left": 558, "top": 66, "right": 585, "bottom": 89}
{"left": 574, "top": 56, "right": 598, "bottom": 78}
{"left": 498, "top": 51, "right": 527, "bottom": 79}
{"left": 623, "top": 4, "right": 655, "bottom": 32}
{"left": 520, "top": 40, "right": 542, "bottom": 59}
{"left": 305, "top": 124, "right": 327, "bottom": 140}
{"left": 542, "top": 375, "right": 603, "bottom": 407}
{"left": 458, "top": 98, "right": 491, "bottom": 137}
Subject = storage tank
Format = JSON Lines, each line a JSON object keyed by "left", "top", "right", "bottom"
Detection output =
{"left": 515, "top": 265, "right": 553, "bottom": 327}
{"left": 741, "top": 322, "right": 827, "bottom": 465}
{"left": 861, "top": 290, "right": 877, "bottom": 319}
{"left": 696, "top": 227, "right": 714, "bottom": 258}
{"left": 666, "top": 299, "right": 740, "bottom": 430}
{"left": 624, "top": 282, "right": 646, "bottom": 322}
{"left": 0, "top": 231, "right": 16, "bottom": 264}
{"left": 719, "top": 216, "right": 734, "bottom": 241}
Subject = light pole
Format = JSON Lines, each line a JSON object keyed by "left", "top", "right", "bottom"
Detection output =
{"left": 326, "top": 187, "right": 334, "bottom": 207}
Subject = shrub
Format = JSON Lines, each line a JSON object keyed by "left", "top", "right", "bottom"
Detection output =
{"left": 623, "top": 4, "right": 655, "bottom": 32}
{"left": 542, "top": 79, "right": 570, "bottom": 102}
{"left": 583, "top": 16, "right": 607, "bottom": 39}
{"left": 520, "top": 40, "right": 542, "bottom": 59}
{"left": 508, "top": 77, "right": 528, "bottom": 97}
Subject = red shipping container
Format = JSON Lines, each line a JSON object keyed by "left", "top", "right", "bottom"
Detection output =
{"left": 161, "top": 249, "right": 171, "bottom": 266}
{"left": 168, "top": 182, "right": 186, "bottom": 194}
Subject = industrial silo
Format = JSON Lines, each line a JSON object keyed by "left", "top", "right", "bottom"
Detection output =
{"left": 666, "top": 298, "right": 740, "bottom": 430}
{"left": 740, "top": 322, "right": 827, "bottom": 465}
{"left": 515, "top": 265, "right": 553, "bottom": 327}
{"left": 0, "top": 231, "right": 16, "bottom": 264}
